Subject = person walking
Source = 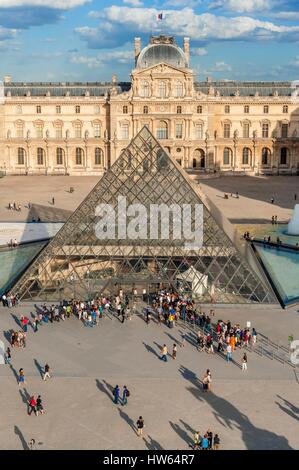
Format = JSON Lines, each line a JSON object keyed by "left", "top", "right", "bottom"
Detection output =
{"left": 122, "top": 385, "right": 130, "bottom": 406}
{"left": 192, "top": 431, "right": 201, "bottom": 450}
{"left": 242, "top": 353, "right": 248, "bottom": 371}
{"left": 18, "top": 368, "right": 26, "bottom": 386}
{"left": 213, "top": 434, "right": 220, "bottom": 450}
{"left": 113, "top": 385, "right": 120, "bottom": 404}
{"left": 172, "top": 343, "right": 177, "bottom": 360}
{"left": 201, "top": 434, "right": 209, "bottom": 450}
{"left": 43, "top": 363, "right": 51, "bottom": 381}
{"left": 36, "top": 395, "right": 45, "bottom": 416}
{"left": 28, "top": 396, "right": 37, "bottom": 416}
{"left": 136, "top": 416, "right": 144, "bottom": 437}
{"left": 4, "top": 347, "right": 11, "bottom": 365}
{"left": 226, "top": 344, "right": 232, "bottom": 362}
{"left": 160, "top": 344, "right": 168, "bottom": 362}
{"left": 28, "top": 438, "right": 36, "bottom": 450}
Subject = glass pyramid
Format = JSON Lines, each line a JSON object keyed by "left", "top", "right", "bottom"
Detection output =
{"left": 11, "top": 126, "right": 277, "bottom": 304}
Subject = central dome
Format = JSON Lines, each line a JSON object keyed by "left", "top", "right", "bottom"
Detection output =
{"left": 137, "top": 36, "right": 188, "bottom": 69}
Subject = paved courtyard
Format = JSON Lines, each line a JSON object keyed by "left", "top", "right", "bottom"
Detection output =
{"left": 0, "top": 175, "right": 298, "bottom": 224}
{"left": 0, "top": 303, "right": 298, "bottom": 450}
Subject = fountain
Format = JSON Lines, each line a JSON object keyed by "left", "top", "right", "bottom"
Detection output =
{"left": 287, "top": 204, "right": 299, "bottom": 235}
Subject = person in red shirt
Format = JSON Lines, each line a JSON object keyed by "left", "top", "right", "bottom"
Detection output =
{"left": 28, "top": 396, "right": 37, "bottom": 416}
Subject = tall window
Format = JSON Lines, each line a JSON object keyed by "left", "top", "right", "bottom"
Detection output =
{"left": 242, "top": 147, "right": 251, "bottom": 165}
{"left": 75, "top": 105, "right": 81, "bottom": 114}
{"left": 158, "top": 81, "right": 166, "bottom": 98}
{"left": 262, "top": 147, "right": 270, "bottom": 165}
{"left": 142, "top": 82, "right": 150, "bottom": 97}
{"left": 175, "top": 81, "right": 183, "bottom": 97}
{"left": 195, "top": 123, "right": 203, "bottom": 139}
{"left": 16, "top": 122, "right": 24, "bottom": 138}
{"left": 17, "top": 147, "right": 25, "bottom": 165}
{"left": 56, "top": 148, "right": 64, "bottom": 165}
{"left": 197, "top": 105, "right": 202, "bottom": 114}
{"left": 36, "top": 105, "right": 41, "bottom": 114}
{"left": 281, "top": 123, "right": 288, "bottom": 138}
{"left": 143, "top": 106, "right": 148, "bottom": 114}
{"left": 223, "top": 147, "right": 231, "bottom": 165}
{"left": 157, "top": 121, "right": 168, "bottom": 139}
{"left": 55, "top": 125, "right": 62, "bottom": 139}
{"left": 177, "top": 106, "right": 182, "bottom": 114}
{"left": 74, "top": 123, "right": 82, "bottom": 138}
{"left": 35, "top": 123, "right": 43, "bottom": 139}
{"left": 94, "top": 123, "right": 101, "bottom": 138}
{"left": 280, "top": 147, "right": 288, "bottom": 165}
{"left": 175, "top": 123, "right": 183, "bottom": 139}
{"left": 123, "top": 106, "right": 128, "bottom": 114}
{"left": 224, "top": 123, "right": 231, "bottom": 138}
{"left": 224, "top": 105, "right": 230, "bottom": 114}
{"left": 244, "top": 105, "right": 249, "bottom": 114}
{"left": 95, "top": 148, "right": 103, "bottom": 165}
{"left": 263, "top": 105, "right": 269, "bottom": 114}
{"left": 262, "top": 123, "right": 269, "bottom": 138}
{"left": 56, "top": 105, "right": 61, "bottom": 114}
{"left": 243, "top": 123, "right": 250, "bottom": 138}
{"left": 37, "top": 147, "right": 44, "bottom": 165}
{"left": 76, "top": 147, "right": 83, "bottom": 165}
{"left": 283, "top": 105, "right": 288, "bottom": 114}
{"left": 121, "top": 123, "right": 129, "bottom": 139}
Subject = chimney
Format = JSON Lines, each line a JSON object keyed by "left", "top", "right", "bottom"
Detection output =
{"left": 4, "top": 75, "right": 12, "bottom": 84}
{"left": 134, "top": 37, "right": 141, "bottom": 66}
{"left": 183, "top": 37, "right": 190, "bottom": 66}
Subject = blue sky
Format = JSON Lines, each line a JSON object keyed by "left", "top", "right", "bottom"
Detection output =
{"left": 0, "top": 0, "right": 299, "bottom": 82}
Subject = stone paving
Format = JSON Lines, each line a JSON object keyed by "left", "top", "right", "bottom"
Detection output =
{"left": 0, "top": 303, "right": 298, "bottom": 450}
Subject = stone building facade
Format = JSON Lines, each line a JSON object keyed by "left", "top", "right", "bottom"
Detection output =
{"left": 0, "top": 34, "right": 298, "bottom": 176}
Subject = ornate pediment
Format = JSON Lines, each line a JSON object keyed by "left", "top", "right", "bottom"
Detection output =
{"left": 133, "top": 63, "right": 192, "bottom": 77}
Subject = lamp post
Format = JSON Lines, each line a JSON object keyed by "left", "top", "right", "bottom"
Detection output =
{"left": 86, "top": 269, "right": 90, "bottom": 302}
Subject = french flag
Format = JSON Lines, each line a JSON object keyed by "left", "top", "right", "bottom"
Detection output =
{"left": 157, "top": 13, "right": 164, "bottom": 20}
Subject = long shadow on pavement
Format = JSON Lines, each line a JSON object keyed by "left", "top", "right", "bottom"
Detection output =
{"left": 33, "top": 359, "right": 44, "bottom": 378}
{"left": 95, "top": 379, "right": 114, "bottom": 402}
{"left": 14, "top": 425, "right": 29, "bottom": 450}
{"left": 143, "top": 435, "right": 164, "bottom": 450}
{"left": 117, "top": 408, "right": 137, "bottom": 435}
{"left": 276, "top": 395, "right": 299, "bottom": 422}
{"left": 142, "top": 342, "right": 160, "bottom": 359}
{"left": 169, "top": 421, "right": 193, "bottom": 447}
{"left": 10, "top": 364, "right": 20, "bottom": 383}
{"left": 179, "top": 365, "right": 294, "bottom": 450}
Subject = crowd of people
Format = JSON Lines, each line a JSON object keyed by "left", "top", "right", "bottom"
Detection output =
{"left": 192, "top": 429, "right": 220, "bottom": 450}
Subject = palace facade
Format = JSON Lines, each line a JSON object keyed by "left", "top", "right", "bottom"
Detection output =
{"left": 0, "top": 35, "right": 298, "bottom": 176}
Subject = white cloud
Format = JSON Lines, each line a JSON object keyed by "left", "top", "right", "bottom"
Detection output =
{"left": 123, "top": 0, "right": 143, "bottom": 6}
{"left": 270, "top": 11, "right": 299, "bottom": 21}
{"left": 209, "top": 0, "right": 273, "bottom": 13}
{"left": 70, "top": 50, "right": 133, "bottom": 68}
{"left": 88, "top": 10, "right": 103, "bottom": 18}
{"left": 0, "top": 0, "right": 91, "bottom": 8}
{"left": 191, "top": 47, "right": 208, "bottom": 56}
{"left": 212, "top": 61, "right": 232, "bottom": 71}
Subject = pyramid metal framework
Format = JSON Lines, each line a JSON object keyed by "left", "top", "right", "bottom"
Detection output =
{"left": 11, "top": 127, "right": 276, "bottom": 304}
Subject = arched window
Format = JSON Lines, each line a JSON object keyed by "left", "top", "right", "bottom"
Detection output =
{"left": 123, "top": 106, "right": 128, "bottom": 114}
{"left": 76, "top": 147, "right": 83, "bottom": 165}
{"left": 242, "top": 147, "right": 251, "bottom": 165}
{"left": 223, "top": 147, "right": 232, "bottom": 165}
{"left": 262, "top": 147, "right": 270, "bottom": 165}
{"left": 94, "top": 123, "right": 101, "bottom": 138}
{"left": 143, "top": 106, "right": 148, "bottom": 114}
{"left": 175, "top": 81, "right": 183, "bottom": 97}
{"left": 35, "top": 123, "right": 43, "bottom": 139}
{"left": 95, "top": 148, "right": 103, "bottom": 165}
{"left": 37, "top": 147, "right": 45, "bottom": 165}
{"left": 262, "top": 123, "right": 269, "bottom": 138}
{"left": 280, "top": 147, "right": 288, "bottom": 165}
{"left": 243, "top": 122, "right": 250, "bottom": 138}
{"left": 177, "top": 106, "right": 182, "bottom": 114}
{"left": 142, "top": 82, "right": 150, "bottom": 97}
{"left": 197, "top": 105, "right": 202, "bottom": 114}
{"left": 158, "top": 81, "right": 166, "bottom": 98}
{"left": 157, "top": 121, "right": 168, "bottom": 139}
{"left": 74, "top": 122, "right": 82, "bottom": 138}
{"left": 223, "top": 123, "right": 231, "bottom": 138}
{"left": 193, "top": 149, "right": 205, "bottom": 168}
{"left": 225, "top": 105, "right": 230, "bottom": 114}
{"left": 17, "top": 147, "right": 25, "bottom": 165}
{"left": 56, "top": 148, "right": 64, "bottom": 165}
{"left": 55, "top": 124, "right": 63, "bottom": 139}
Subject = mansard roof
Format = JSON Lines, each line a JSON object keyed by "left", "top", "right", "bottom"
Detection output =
{"left": 4, "top": 81, "right": 131, "bottom": 97}
{"left": 195, "top": 80, "right": 294, "bottom": 97}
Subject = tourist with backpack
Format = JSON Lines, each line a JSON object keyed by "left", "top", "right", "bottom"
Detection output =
{"left": 122, "top": 385, "right": 130, "bottom": 405}
{"left": 113, "top": 385, "right": 120, "bottom": 404}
